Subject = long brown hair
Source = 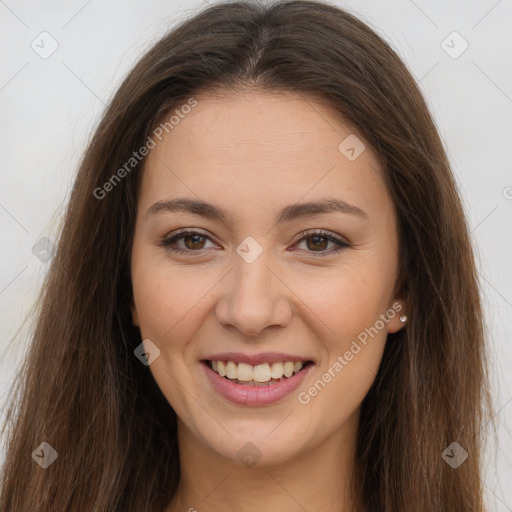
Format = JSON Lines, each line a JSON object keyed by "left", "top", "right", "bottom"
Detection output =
{"left": 0, "top": 1, "right": 492, "bottom": 510}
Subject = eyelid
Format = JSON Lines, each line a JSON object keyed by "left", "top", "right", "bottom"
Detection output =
{"left": 159, "top": 228, "right": 220, "bottom": 253}
{"left": 289, "top": 229, "right": 350, "bottom": 256}
{"left": 164, "top": 227, "right": 216, "bottom": 241}
{"left": 293, "top": 228, "right": 350, "bottom": 246}
{"left": 160, "top": 228, "right": 350, "bottom": 255}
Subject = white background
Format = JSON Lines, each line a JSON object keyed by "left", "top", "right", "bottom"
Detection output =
{"left": 1, "top": 0, "right": 511, "bottom": 508}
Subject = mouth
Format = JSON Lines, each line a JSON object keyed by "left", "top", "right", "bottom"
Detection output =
{"left": 203, "top": 359, "right": 314, "bottom": 387}
{"left": 201, "top": 358, "right": 314, "bottom": 406}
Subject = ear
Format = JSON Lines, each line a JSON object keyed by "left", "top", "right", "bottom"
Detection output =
{"left": 386, "top": 300, "right": 407, "bottom": 334}
{"left": 131, "top": 301, "right": 139, "bottom": 327}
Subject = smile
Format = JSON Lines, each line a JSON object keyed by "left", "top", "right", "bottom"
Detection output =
{"left": 201, "top": 357, "right": 315, "bottom": 406}
{"left": 207, "top": 359, "right": 312, "bottom": 386}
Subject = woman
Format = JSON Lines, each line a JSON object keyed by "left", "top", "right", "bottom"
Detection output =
{"left": 0, "top": 1, "right": 492, "bottom": 510}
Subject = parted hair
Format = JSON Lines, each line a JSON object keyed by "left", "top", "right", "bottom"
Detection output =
{"left": 0, "top": 1, "right": 492, "bottom": 510}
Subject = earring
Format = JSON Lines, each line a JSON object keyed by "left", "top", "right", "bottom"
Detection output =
{"left": 399, "top": 315, "right": 407, "bottom": 323}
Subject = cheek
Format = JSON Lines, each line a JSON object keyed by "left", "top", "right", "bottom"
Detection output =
{"left": 131, "top": 251, "right": 220, "bottom": 344}
{"left": 130, "top": 242, "right": 178, "bottom": 337}
{"left": 131, "top": 265, "right": 178, "bottom": 337}
{"left": 296, "top": 268, "right": 390, "bottom": 420}
{"left": 293, "top": 259, "right": 393, "bottom": 343}
{"left": 303, "top": 342, "right": 385, "bottom": 430}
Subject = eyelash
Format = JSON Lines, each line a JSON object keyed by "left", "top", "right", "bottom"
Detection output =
{"left": 160, "top": 228, "right": 350, "bottom": 257}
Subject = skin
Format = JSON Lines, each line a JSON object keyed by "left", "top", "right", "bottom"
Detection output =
{"left": 130, "top": 89, "right": 406, "bottom": 512}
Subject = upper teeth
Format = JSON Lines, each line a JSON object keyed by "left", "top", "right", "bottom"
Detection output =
{"left": 211, "top": 360, "right": 304, "bottom": 382}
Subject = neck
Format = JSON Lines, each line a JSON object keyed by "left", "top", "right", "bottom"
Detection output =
{"left": 166, "top": 412, "right": 360, "bottom": 512}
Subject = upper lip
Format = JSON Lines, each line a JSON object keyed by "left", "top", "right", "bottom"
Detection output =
{"left": 202, "top": 352, "right": 313, "bottom": 366}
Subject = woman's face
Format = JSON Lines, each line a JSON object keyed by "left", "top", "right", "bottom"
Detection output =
{"left": 130, "top": 90, "right": 405, "bottom": 466}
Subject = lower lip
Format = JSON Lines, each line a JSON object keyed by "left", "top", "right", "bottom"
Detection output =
{"left": 201, "top": 361, "right": 314, "bottom": 406}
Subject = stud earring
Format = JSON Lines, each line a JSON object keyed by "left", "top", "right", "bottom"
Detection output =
{"left": 399, "top": 315, "right": 407, "bottom": 323}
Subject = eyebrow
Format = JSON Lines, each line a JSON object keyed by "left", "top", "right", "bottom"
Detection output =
{"left": 146, "top": 197, "right": 368, "bottom": 223}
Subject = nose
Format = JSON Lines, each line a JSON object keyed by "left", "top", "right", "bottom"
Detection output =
{"left": 215, "top": 250, "right": 293, "bottom": 337}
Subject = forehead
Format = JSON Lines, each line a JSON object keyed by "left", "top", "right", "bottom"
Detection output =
{"left": 140, "top": 89, "right": 391, "bottom": 223}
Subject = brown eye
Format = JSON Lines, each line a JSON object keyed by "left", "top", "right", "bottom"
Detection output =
{"left": 292, "top": 230, "right": 350, "bottom": 256}
{"left": 161, "top": 229, "right": 349, "bottom": 257}
{"left": 305, "top": 235, "right": 329, "bottom": 251}
{"left": 160, "top": 229, "right": 218, "bottom": 254}
{"left": 184, "top": 234, "right": 206, "bottom": 250}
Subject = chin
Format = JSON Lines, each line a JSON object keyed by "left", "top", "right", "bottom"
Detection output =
{"left": 197, "top": 417, "right": 313, "bottom": 468}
